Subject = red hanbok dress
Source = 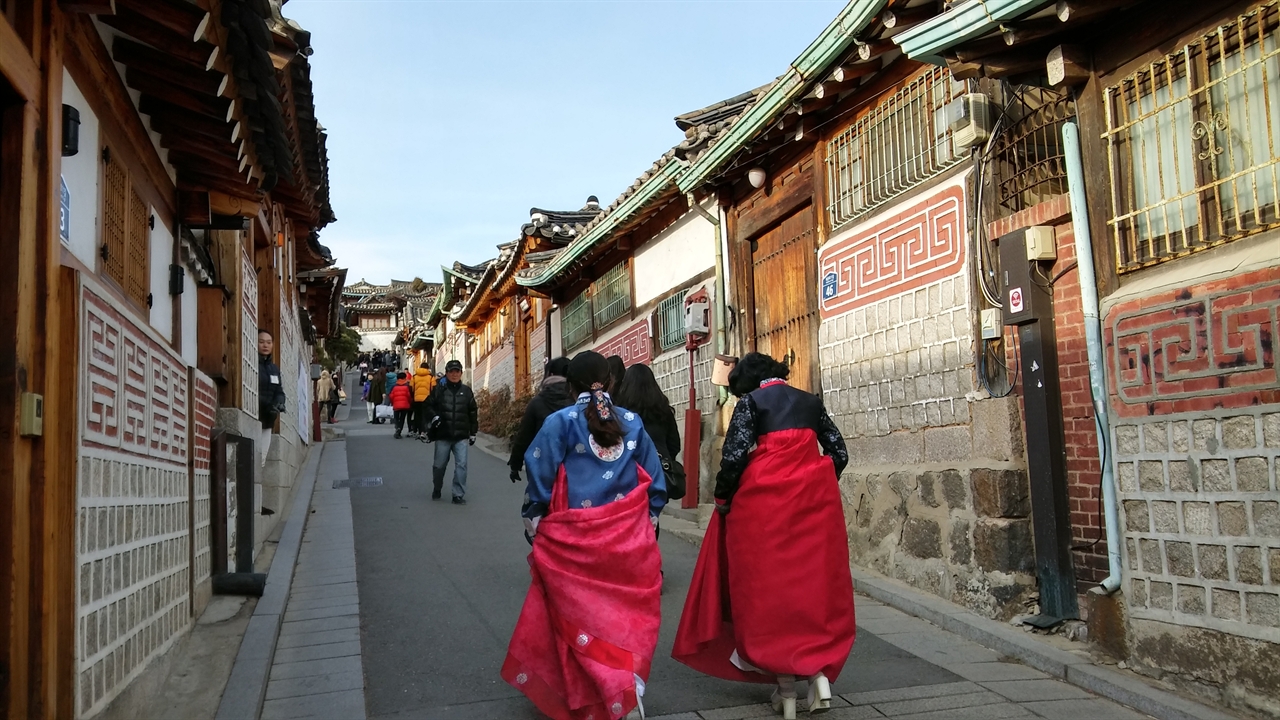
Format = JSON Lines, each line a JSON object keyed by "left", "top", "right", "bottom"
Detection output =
{"left": 673, "top": 380, "right": 856, "bottom": 682}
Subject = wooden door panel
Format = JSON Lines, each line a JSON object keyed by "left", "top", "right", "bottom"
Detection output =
{"left": 750, "top": 204, "right": 818, "bottom": 392}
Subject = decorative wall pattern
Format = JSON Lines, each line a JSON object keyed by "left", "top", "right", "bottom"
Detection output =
{"left": 78, "top": 281, "right": 192, "bottom": 717}
{"left": 192, "top": 372, "right": 216, "bottom": 589}
{"left": 595, "top": 319, "right": 651, "bottom": 366}
{"left": 241, "top": 251, "right": 259, "bottom": 419}
{"left": 1106, "top": 267, "right": 1280, "bottom": 418}
{"left": 818, "top": 182, "right": 966, "bottom": 320}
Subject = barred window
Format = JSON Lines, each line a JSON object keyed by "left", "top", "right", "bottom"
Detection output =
{"left": 590, "top": 261, "right": 632, "bottom": 329}
{"left": 561, "top": 292, "right": 592, "bottom": 351}
{"left": 992, "top": 88, "right": 1076, "bottom": 213}
{"left": 101, "top": 142, "right": 152, "bottom": 309}
{"left": 825, "top": 67, "right": 966, "bottom": 231}
{"left": 654, "top": 292, "right": 686, "bottom": 352}
{"left": 1104, "top": 1, "right": 1280, "bottom": 273}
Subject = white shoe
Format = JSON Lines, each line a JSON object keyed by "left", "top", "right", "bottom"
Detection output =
{"left": 807, "top": 673, "right": 831, "bottom": 714}
{"left": 771, "top": 689, "right": 797, "bottom": 720}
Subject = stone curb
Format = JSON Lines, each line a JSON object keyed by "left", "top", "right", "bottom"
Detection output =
{"left": 215, "top": 442, "right": 325, "bottom": 720}
{"left": 850, "top": 569, "right": 1239, "bottom": 720}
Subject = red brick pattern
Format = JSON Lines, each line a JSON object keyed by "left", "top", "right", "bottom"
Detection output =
{"left": 1105, "top": 266, "right": 1280, "bottom": 418}
{"left": 819, "top": 183, "right": 966, "bottom": 319}
{"left": 594, "top": 319, "right": 651, "bottom": 366}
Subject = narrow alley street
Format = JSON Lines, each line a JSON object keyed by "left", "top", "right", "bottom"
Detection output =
{"left": 257, "top": 392, "right": 1155, "bottom": 720}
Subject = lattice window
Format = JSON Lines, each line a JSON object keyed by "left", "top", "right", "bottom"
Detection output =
{"left": 561, "top": 292, "right": 592, "bottom": 351}
{"left": 993, "top": 88, "right": 1076, "bottom": 213}
{"left": 654, "top": 292, "right": 686, "bottom": 353}
{"left": 826, "top": 67, "right": 966, "bottom": 231}
{"left": 1104, "top": 1, "right": 1280, "bottom": 273}
{"left": 590, "top": 261, "right": 631, "bottom": 330}
{"left": 100, "top": 143, "right": 151, "bottom": 309}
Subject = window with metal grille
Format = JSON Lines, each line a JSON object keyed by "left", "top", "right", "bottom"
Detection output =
{"left": 100, "top": 142, "right": 151, "bottom": 309}
{"left": 590, "top": 261, "right": 631, "bottom": 329}
{"left": 654, "top": 292, "right": 686, "bottom": 352}
{"left": 1104, "top": 1, "right": 1280, "bottom": 273}
{"left": 825, "top": 67, "right": 966, "bottom": 231}
{"left": 561, "top": 292, "right": 592, "bottom": 351}
{"left": 992, "top": 88, "right": 1076, "bottom": 213}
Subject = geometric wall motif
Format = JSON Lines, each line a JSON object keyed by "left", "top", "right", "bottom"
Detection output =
{"left": 595, "top": 318, "right": 652, "bottom": 367}
{"left": 819, "top": 182, "right": 966, "bottom": 320}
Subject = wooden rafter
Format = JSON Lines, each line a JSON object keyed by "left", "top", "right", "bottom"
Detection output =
{"left": 99, "top": 6, "right": 214, "bottom": 67}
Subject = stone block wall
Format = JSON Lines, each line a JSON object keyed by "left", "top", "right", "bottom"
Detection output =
{"left": 818, "top": 175, "right": 1036, "bottom": 619}
{"left": 529, "top": 321, "right": 547, "bottom": 388}
{"left": 1104, "top": 258, "right": 1280, "bottom": 709}
{"left": 474, "top": 343, "right": 516, "bottom": 395}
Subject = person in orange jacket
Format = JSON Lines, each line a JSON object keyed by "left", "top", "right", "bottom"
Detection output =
{"left": 409, "top": 362, "right": 437, "bottom": 439}
{"left": 389, "top": 372, "right": 413, "bottom": 439}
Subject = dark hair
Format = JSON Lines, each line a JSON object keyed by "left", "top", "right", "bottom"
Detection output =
{"left": 607, "top": 355, "right": 626, "bottom": 393}
{"left": 568, "top": 351, "right": 624, "bottom": 448}
{"left": 727, "top": 352, "right": 790, "bottom": 397}
{"left": 397, "top": 372, "right": 407, "bottom": 380}
{"left": 420, "top": 362, "right": 429, "bottom": 369}
{"left": 545, "top": 356, "right": 570, "bottom": 378}
{"left": 616, "top": 364, "right": 675, "bottom": 426}
{"left": 257, "top": 328, "right": 273, "bottom": 339}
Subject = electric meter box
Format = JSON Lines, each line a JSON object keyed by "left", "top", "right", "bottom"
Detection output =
{"left": 998, "top": 229, "right": 1039, "bottom": 326}
{"left": 1025, "top": 225, "right": 1058, "bottom": 261}
{"left": 948, "top": 93, "right": 994, "bottom": 147}
{"left": 684, "top": 300, "right": 710, "bottom": 335}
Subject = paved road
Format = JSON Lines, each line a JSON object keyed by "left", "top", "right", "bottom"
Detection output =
{"left": 336, "top": 395, "right": 1148, "bottom": 720}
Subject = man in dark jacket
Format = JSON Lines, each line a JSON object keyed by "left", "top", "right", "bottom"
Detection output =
{"left": 257, "top": 329, "right": 287, "bottom": 467}
{"left": 508, "top": 356, "right": 573, "bottom": 482}
{"left": 427, "top": 359, "right": 478, "bottom": 503}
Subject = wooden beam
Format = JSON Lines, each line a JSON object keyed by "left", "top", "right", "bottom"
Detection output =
{"left": 116, "top": 0, "right": 207, "bottom": 40}
{"left": 880, "top": 5, "right": 933, "bottom": 30}
{"left": 142, "top": 101, "right": 236, "bottom": 144}
{"left": 946, "top": 49, "right": 1047, "bottom": 80}
{"left": 856, "top": 39, "right": 896, "bottom": 62}
{"left": 208, "top": 189, "right": 261, "bottom": 216}
{"left": 112, "top": 37, "right": 222, "bottom": 97}
{"left": 1055, "top": 0, "right": 1120, "bottom": 23}
{"left": 831, "top": 60, "right": 881, "bottom": 84}
{"left": 0, "top": 13, "right": 41, "bottom": 102}
{"left": 125, "top": 69, "right": 229, "bottom": 119}
{"left": 99, "top": 7, "right": 213, "bottom": 68}
{"left": 58, "top": 0, "right": 116, "bottom": 13}
{"left": 179, "top": 189, "right": 213, "bottom": 226}
{"left": 1047, "top": 44, "right": 1091, "bottom": 87}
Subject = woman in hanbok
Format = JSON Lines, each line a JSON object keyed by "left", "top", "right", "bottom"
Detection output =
{"left": 503, "top": 351, "right": 668, "bottom": 720}
{"left": 673, "top": 353, "right": 854, "bottom": 719}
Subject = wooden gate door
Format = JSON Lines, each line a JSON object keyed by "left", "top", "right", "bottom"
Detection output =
{"left": 750, "top": 204, "right": 819, "bottom": 392}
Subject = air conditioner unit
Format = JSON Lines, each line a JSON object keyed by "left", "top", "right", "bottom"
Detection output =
{"left": 948, "top": 93, "right": 994, "bottom": 148}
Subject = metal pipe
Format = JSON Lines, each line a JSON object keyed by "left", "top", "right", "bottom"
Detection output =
{"left": 1062, "top": 121, "right": 1122, "bottom": 594}
{"left": 687, "top": 192, "right": 729, "bottom": 405}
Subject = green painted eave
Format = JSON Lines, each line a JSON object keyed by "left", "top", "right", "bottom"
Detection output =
{"left": 424, "top": 266, "right": 455, "bottom": 327}
{"left": 516, "top": 160, "right": 681, "bottom": 289}
{"left": 893, "top": 0, "right": 1054, "bottom": 61}
{"left": 674, "top": 0, "right": 888, "bottom": 195}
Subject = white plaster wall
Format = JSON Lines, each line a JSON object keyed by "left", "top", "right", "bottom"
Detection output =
{"left": 549, "top": 309, "right": 562, "bottom": 359}
{"left": 149, "top": 223, "right": 173, "bottom": 341}
{"left": 61, "top": 69, "right": 101, "bottom": 270}
{"left": 633, "top": 200, "right": 716, "bottom": 307}
{"left": 358, "top": 329, "right": 398, "bottom": 352}
{"left": 180, "top": 265, "right": 198, "bottom": 366}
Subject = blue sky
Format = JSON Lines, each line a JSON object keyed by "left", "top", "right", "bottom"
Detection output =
{"left": 286, "top": 0, "right": 848, "bottom": 286}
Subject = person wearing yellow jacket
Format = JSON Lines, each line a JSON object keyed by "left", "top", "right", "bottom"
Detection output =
{"left": 409, "top": 363, "right": 437, "bottom": 438}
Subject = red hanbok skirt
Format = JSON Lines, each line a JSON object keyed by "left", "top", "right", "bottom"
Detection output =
{"left": 502, "top": 467, "right": 662, "bottom": 720}
{"left": 672, "top": 428, "right": 855, "bottom": 682}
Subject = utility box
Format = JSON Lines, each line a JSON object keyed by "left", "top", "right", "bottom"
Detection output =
{"left": 998, "top": 229, "right": 1039, "bottom": 325}
{"left": 1025, "top": 226, "right": 1058, "bottom": 261}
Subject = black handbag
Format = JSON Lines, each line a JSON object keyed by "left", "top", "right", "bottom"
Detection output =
{"left": 658, "top": 450, "right": 686, "bottom": 500}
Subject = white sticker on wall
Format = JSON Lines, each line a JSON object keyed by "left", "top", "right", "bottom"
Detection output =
{"left": 1009, "top": 287, "right": 1024, "bottom": 314}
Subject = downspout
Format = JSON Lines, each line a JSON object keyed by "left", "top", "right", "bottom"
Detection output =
{"left": 1062, "top": 122, "right": 1122, "bottom": 594}
{"left": 687, "top": 192, "right": 729, "bottom": 405}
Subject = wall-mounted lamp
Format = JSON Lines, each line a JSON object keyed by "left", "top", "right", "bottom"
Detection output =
{"left": 747, "top": 167, "right": 767, "bottom": 189}
{"left": 62, "top": 105, "right": 80, "bottom": 157}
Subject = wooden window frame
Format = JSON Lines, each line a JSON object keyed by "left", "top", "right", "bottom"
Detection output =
{"left": 98, "top": 135, "right": 151, "bottom": 312}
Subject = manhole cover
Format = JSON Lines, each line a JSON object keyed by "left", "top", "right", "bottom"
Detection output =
{"left": 334, "top": 476, "right": 383, "bottom": 489}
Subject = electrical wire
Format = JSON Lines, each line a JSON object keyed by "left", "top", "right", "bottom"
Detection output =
{"left": 977, "top": 328, "right": 1020, "bottom": 399}
{"left": 1071, "top": 415, "right": 1108, "bottom": 552}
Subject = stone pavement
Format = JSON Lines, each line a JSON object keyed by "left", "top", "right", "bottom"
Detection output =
{"left": 261, "top": 439, "right": 367, "bottom": 720}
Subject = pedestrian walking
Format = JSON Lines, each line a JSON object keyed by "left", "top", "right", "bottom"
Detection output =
{"left": 503, "top": 351, "right": 668, "bottom": 720}
{"left": 257, "top": 329, "right": 287, "bottom": 468}
{"left": 616, "top": 363, "right": 685, "bottom": 501}
{"left": 366, "top": 368, "right": 386, "bottom": 423}
{"left": 383, "top": 368, "right": 397, "bottom": 402}
{"left": 389, "top": 372, "right": 412, "bottom": 438}
{"left": 316, "top": 369, "right": 337, "bottom": 424}
{"left": 507, "top": 356, "right": 573, "bottom": 483}
{"left": 672, "top": 352, "right": 854, "bottom": 720}
{"left": 410, "top": 362, "right": 436, "bottom": 438}
{"left": 426, "top": 359, "right": 477, "bottom": 503}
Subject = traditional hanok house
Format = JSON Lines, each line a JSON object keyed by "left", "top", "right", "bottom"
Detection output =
{"left": 341, "top": 278, "right": 437, "bottom": 353}
{"left": 516, "top": 93, "right": 762, "bottom": 500}
{"left": 0, "top": 1, "right": 338, "bottom": 716}
{"left": 889, "top": 0, "right": 1280, "bottom": 711}
{"left": 428, "top": 262, "right": 487, "bottom": 382}
{"left": 450, "top": 199, "right": 602, "bottom": 397}
{"left": 672, "top": 0, "right": 1083, "bottom": 625}
{"left": 403, "top": 282, "right": 442, "bottom": 368}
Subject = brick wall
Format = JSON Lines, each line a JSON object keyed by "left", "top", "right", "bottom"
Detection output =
{"left": 474, "top": 343, "right": 515, "bottom": 395}
{"left": 78, "top": 281, "right": 192, "bottom": 717}
{"left": 818, "top": 174, "right": 1038, "bottom": 619}
{"left": 529, "top": 322, "right": 547, "bottom": 388}
{"left": 1103, "top": 259, "right": 1280, "bottom": 706}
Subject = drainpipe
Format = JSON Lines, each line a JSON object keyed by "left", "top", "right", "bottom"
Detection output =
{"left": 1062, "top": 122, "right": 1122, "bottom": 594}
{"left": 687, "top": 192, "right": 729, "bottom": 405}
